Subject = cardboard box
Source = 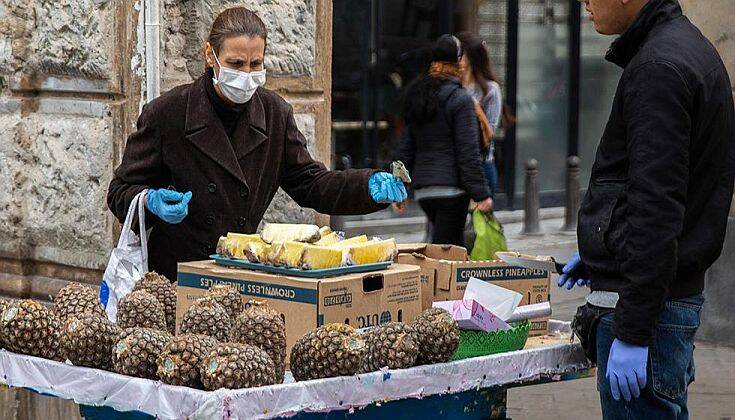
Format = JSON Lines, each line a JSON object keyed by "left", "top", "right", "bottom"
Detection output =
{"left": 396, "top": 244, "right": 551, "bottom": 336}
{"left": 176, "top": 261, "right": 422, "bottom": 362}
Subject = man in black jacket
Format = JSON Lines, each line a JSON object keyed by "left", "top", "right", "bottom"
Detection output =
{"left": 562, "top": 0, "right": 735, "bottom": 418}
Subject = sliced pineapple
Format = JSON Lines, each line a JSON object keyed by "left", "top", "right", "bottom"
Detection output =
{"left": 319, "top": 226, "right": 333, "bottom": 236}
{"left": 345, "top": 239, "right": 398, "bottom": 266}
{"left": 244, "top": 241, "right": 272, "bottom": 264}
{"left": 260, "top": 223, "right": 321, "bottom": 244}
{"left": 217, "top": 232, "right": 265, "bottom": 259}
{"left": 330, "top": 235, "right": 369, "bottom": 249}
{"left": 300, "top": 245, "right": 344, "bottom": 270}
{"left": 269, "top": 241, "right": 308, "bottom": 267}
{"left": 315, "top": 231, "right": 341, "bottom": 246}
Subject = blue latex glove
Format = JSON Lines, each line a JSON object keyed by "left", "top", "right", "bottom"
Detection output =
{"left": 607, "top": 338, "right": 649, "bottom": 402}
{"left": 146, "top": 189, "right": 192, "bottom": 224}
{"left": 557, "top": 252, "right": 591, "bottom": 289}
{"left": 369, "top": 172, "right": 408, "bottom": 204}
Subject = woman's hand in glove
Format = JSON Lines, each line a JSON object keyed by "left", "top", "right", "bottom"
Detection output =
{"left": 607, "top": 338, "right": 648, "bottom": 402}
{"left": 369, "top": 172, "right": 408, "bottom": 204}
{"left": 558, "top": 252, "right": 591, "bottom": 289}
{"left": 146, "top": 189, "right": 192, "bottom": 224}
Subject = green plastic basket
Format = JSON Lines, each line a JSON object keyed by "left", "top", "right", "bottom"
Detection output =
{"left": 451, "top": 320, "right": 532, "bottom": 361}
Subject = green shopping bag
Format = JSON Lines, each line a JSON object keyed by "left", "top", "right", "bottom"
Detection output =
{"left": 470, "top": 209, "right": 508, "bottom": 261}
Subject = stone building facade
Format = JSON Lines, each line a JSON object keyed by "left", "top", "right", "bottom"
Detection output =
{"left": 0, "top": 0, "right": 332, "bottom": 303}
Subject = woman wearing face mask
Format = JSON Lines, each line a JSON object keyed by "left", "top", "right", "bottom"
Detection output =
{"left": 107, "top": 7, "right": 407, "bottom": 281}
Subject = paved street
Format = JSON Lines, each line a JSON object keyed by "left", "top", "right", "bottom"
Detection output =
{"left": 392, "top": 213, "right": 735, "bottom": 419}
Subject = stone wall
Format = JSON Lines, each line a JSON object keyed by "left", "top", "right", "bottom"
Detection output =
{"left": 0, "top": 0, "right": 332, "bottom": 303}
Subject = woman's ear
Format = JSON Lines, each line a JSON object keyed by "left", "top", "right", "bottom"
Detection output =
{"left": 204, "top": 43, "right": 214, "bottom": 68}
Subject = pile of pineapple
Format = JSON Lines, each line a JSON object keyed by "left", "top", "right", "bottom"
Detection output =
{"left": 0, "top": 277, "right": 461, "bottom": 391}
{"left": 216, "top": 223, "right": 398, "bottom": 270}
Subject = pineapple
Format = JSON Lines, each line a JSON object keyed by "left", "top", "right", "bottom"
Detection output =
{"left": 133, "top": 272, "right": 177, "bottom": 334}
{"left": 157, "top": 334, "right": 218, "bottom": 388}
{"left": 180, "top": 297, "right": 232, "bottom": 342}
{"left": 207, "top": 284, "right": 243, "bottom": 320}
{"left": 116, "top": 290, "right": 168, "bottom": 331}
{"left": 412, "top": 308, "right": 460, "bottom": 364}
{"left": 1, "top": 300, "right": 63, "bottom": 361}
{"left": 346, "top": 238, "right": 398, "bottom": 265}
{"left": 62, "top": 312, "right": 121, "bottom": 370}
{"left": 217, "top": 233, "right": 265, "bottom": 259}
{"left": 361, "top": 322, "right": 419, "bottom": 372}
{"left": 290, "top": 323, "right": 366, "bottom": 381}
{"left": 230, "top": 301, "right": 287, "bottom": 383}
{"left": 300, "top": 245, "right": 344, "bottom": 270}
{"left": 53, "top": 282, "right": 105, "bottom": 323}
{"left": 113, "top": 327, "right": 172, "bottom": 379}
{"left": 391, "top": 160, "right": 412, "bottom": 183}
{"left": 244, "top": 241, "right": 272, "bottom": 264}
{"left": 200, "top": 343, "right": 277, "bottom": 390}
{"left": 260, "top": 223, "right": 321, "bottom": 244}
{"left": 269, "top": 241, "right": 308, "bottom": 267}
{"left": 314, "top": 231, "right": 341, "bottom": 246}
{"left": 330, "top": 235, "right": 369, "bottom": 249}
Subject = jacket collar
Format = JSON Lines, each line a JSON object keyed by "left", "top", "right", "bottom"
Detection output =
{"left": 605, "top": 0, "right": 683, "bottom": 68}
{"left": 184, "top": 73, "right": 268, "bottom": 185}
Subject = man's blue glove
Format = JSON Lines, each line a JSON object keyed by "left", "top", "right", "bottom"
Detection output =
{"left": 557, "top": 252, "right": 591, "bottom": 289}
{"left": 369, "top": 172, "right": 408, "bottom": 204}
{"left": 146, "top": 189, "right": 192, "bottom": 224}
{"left": 607, "top": 338, "right": 648, "bottom": 402}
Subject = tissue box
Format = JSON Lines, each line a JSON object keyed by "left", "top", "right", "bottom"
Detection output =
{"left": 433, "top": 300, "right": 511, "bottom": 332}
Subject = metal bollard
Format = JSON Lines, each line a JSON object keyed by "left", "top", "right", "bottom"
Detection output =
{"left": 522, "top": 159, "right": 542, "bottom": 235}
{"left": 562, "top": 156, "right": 581, "bottom": 232}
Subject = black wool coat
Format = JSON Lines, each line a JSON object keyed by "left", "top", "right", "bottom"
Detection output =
{"left": 107, "top": 74, "right": 383, "bottom": 281}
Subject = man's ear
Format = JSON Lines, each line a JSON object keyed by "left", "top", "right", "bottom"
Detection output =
{"left": 204, "top": 43, "right": 214, "bottom": 68}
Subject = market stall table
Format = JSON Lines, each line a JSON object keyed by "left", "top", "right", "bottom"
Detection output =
{"left": 0, "top": 321, "right": 593, "bottom": 419}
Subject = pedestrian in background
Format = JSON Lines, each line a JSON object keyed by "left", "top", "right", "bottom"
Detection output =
{"left": 395, "top": 34, "right": 493, "bottom": 246}
{"left": 559, "top": 0, "right": 735, "bottom": 418}
{"left": 458, "top": 32, "right": 515, "bottom": 199}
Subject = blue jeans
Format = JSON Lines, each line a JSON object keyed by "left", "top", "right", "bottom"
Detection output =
{"left": 483, "top": 161, "right": 498, "bottom": 199}
{"left": 596, "top": 294, "right": 704, "bottom": 420}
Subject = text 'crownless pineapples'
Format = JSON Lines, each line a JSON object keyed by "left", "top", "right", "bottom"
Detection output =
{"left": 412, "top": 308, "right": 460, "bottom": 364}
{"left": 62, "top": 312, "right": 121, "bottom": 370}
{"left": 53, "top": 282, "right": 105, "bottom": 323}
{"left": 116, "top": 290, "right": 168, "bottom": 332}
{"left": 290, "top": 323, "right": 366, "bottom": 381}
{"left": 231, "top": 301, "right": 286, "bottom": 383}
{"left": 180, "top": 297, "right": 231, "bottom": 341}
{"left": 200, "top": 342, "right": 277, "bottom": 390}
{"left": 113, "top": 327, "right": 172, "bottom": 379}
{"left": 133, "top": 272, "right": 176, "bottom": 334}
{"left": 157, "top": 334, "right": 218, "bottom": 388}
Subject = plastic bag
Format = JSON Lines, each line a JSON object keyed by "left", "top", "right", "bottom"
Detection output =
{"left": 100, "top": 190, "right": 149, "bottom": 321}
{"left": 470, "top": 209, "right": 508, "bottom": 261}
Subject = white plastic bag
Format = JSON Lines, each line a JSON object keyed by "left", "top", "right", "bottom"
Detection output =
{"left": 100, "top": 190, "right": 149, "bottom": 322}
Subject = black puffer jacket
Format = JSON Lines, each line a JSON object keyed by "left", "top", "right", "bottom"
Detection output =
{"left": 397, "top": 79, "right": 491, "bottom": 201}
{"left": 578, "top": 0, "right": 735, "bottom": 346}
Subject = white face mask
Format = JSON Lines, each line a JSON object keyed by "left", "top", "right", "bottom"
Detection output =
{"left": 211, "top": 48, "right": 266, "bottom": 104}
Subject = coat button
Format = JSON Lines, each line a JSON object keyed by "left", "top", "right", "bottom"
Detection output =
{"left": 238, "top": 217, "right": 246, "bottom": 227}
{"left": 597, "top": 226, "right": 602, "bottom": 232}
{"left": 206, "top": 215, "right": 214, "bottom": 225}
{"left": 240, "top": 188, "right": 249, "bottom": 198}
{"left": 208, "top": 183, "right": 217, "bottom": 193}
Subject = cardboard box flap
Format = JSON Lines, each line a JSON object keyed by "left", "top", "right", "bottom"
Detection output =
{"left": 397, "top": 243, "right": 467, "bottom": 262}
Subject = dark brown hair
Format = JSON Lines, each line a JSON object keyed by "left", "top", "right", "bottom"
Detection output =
{"left": 457, "top": 32, "right": 516, "bottom": 129}
{"left": 208, "top": 7, "right": 268, "bottom": 54}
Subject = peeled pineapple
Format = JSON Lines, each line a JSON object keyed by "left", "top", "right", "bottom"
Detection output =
{"left": 217, "top": 233, "right": 265, "bottom": 259}
{"left": 319, "top": 226, "right": 332, "bottom": 236}
{"left": 300, "top": 246, "right": 344, "bottom": 270}
{"left": 331, "top": 235, "right": 369, "bottom": 249}
{"left": 260, "top": 223, "right": 321, "bottom": 244}
{"left": 346, "top": 239, "right": 398, "bottom": 265}
{"left": 269, "top": 241, "right": 308, "bottom": 267}
{"left": 244, "top": 241, "right": 272, "bottom": 264}
{"left": 314, "top": 232, "right": 341, "bottom": 246}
